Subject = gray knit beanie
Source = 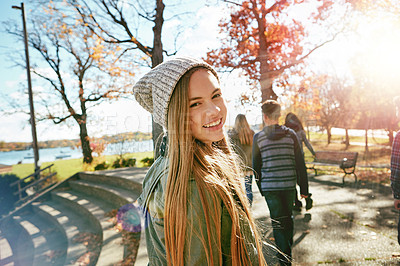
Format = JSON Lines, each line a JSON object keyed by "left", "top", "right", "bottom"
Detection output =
{"left": 133, "top": 56, "right": 218, "bottom": 128}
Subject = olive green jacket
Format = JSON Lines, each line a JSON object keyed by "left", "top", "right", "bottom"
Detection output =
{"left": 138, "top": 155, "right": 261, "bottom": 265}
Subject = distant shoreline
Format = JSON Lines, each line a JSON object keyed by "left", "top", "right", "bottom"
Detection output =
{"left": 0, "top": 139, "right": 154, "bottom": 166}
{"left": 0, "top": 131, "right": 152, "bottom": 152}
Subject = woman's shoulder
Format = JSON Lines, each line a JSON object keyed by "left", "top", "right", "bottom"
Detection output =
{"left": 142, "top": 156, "right": 168, "bottom": 184}
{"left": 138, "top": 156, "right": 169, "bottom": 207}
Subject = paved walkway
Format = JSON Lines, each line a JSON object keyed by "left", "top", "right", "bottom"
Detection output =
{"left": 251, "top": 174, "right": 400, "bottom": 265}
{"left": 111, "top": 166, "right": 400, "bottom": 265}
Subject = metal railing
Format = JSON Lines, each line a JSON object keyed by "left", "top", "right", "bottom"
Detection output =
{"left": 10, "top": 164, "right": 57, "bottom": 206}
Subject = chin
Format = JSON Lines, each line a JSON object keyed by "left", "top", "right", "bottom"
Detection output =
{"left": 201, "top": 135, "right": 225, "bottom": 145}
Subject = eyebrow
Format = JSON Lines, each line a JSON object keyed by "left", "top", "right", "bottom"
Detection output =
{"left": 189, "top": 88, "right": 221, "bottom": 101}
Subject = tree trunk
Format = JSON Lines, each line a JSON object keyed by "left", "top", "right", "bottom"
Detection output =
{"left": 150, "top": 0, "right": 165, "bottom": 159}
{"left": 389, "top": 129, "right": 394, "bottom": 146}
{"left": 364, "top": 129, "right": 369, "bottom": 153}
{"left": 260, "top": 72, "right": 278, "bottom": 102}
{"left": 345, "top": 128, "right": 350, "bottom": 149}
{"left": 79, "top": 120, "right": 93, "bottom": 164}
{"left": 327, "top": 127, "right": 332, "bottom": 145}
{"left": 258, "top": 31, "right": 277, "bottom": 101}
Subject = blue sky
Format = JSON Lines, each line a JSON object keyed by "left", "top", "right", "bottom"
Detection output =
{"left": 0, "top": 1, "right": 248, "bottom": 143}
{"left": 0, "top": 0, "right": 33, "bottom": 142}
{"left": 1, "top": 0, "right": 24, "bottom": 95}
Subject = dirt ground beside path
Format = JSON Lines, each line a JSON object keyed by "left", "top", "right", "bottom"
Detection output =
{"left": 250, "top": 174, "right": 400, "bottom": 265}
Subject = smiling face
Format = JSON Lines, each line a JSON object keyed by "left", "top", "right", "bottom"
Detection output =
{"left": 188, "top": 69, "right": 227, "bottom": 146}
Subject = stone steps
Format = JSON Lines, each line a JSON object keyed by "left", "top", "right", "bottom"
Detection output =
{"left": 14, "top": 211, "right": 67, "bottom": 265}
{"left": 0, "top": 215, "right": 34, "bottom": 266}
{"left": 68, "top": 179, "right": 138, "bottom": 207}
{"left": 0, "top": 228, "right": 17, "bottom": 266}
{"left": 1, "top": 167, "right": 148, "bottom": 265}
{"left": 52, "top": 189, "right": 125, "bottom": 265}
{"left": 33, "top": 200, "right": 99, "bottom": 265}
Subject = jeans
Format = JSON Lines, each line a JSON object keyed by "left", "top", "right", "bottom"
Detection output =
{"left": 398, "top": 214, "right": 400, "bottom": 245}
{"left": 244, "top": 174, "right": 253, "bottom": 205}
{"left": 263, "top": 190, "right": 295, "bottom": 266}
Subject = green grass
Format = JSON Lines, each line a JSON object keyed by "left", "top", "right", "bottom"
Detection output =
{"left": 10, "top": 151, "right": 153, "bottom": 181}
{"left": 304, "top": 131, "right": 392, "bottom": 166}
{"left": 308, "top": 131, "right": 389, "bottom": 145}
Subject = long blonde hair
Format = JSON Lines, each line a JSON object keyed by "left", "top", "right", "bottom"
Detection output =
{"left": 164, "top": 67, "right": 265, "bottom": 265}
{"left": 234, "top": 114, "right": 254, "bottom": 145}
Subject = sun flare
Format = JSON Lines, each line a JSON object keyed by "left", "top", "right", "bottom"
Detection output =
{"left": 351, "top": 14, "right": 400, "bottom": 91}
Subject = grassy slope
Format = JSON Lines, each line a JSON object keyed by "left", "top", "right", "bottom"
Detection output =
{"left": 10, "top": 151, "right": 153, "bottom": 181}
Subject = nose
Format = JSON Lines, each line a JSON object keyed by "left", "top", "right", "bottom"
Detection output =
{"left": 205, "top": 101, "right": 220, "bottom": 117}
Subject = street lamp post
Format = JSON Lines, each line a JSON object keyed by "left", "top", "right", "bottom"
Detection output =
{"left": 12, "top": 2, "right": 40, "bottom": 179}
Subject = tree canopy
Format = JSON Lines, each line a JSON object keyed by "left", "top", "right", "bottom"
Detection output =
{"left": 205, "top": 0, "right": 348, "bottom": 102}
{"left": 5, "top": 1, "right": 136, "bottom": 163}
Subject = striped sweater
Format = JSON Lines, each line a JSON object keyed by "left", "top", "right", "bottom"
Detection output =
{"left": 252, "top": 124, "right": 309, "bottom": 195}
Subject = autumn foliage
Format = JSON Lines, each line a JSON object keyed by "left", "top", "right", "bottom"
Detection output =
{"left": 17, "top": 1, "right": 137, "bottom": 163}
{"left": 205, "top": 0, "right": 345, "bottom": 101}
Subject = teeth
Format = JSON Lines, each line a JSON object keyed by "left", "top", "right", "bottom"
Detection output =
{"left": 203, "top": 119, "right": 221, "bottom": 128}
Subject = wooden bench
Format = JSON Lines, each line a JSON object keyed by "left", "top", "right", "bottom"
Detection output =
{"left": 306, "top": 151, "right": 358, "bottom": 183}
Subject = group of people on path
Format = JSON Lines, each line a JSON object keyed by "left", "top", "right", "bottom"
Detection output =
{"left": 228, "top": 102, "right": 314, "bottom": 265}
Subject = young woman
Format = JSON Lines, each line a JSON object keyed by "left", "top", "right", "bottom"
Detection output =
{"left": 284, "top": 113, "right": 315, "bottom": 157}
{"left": 285, "top": 112, "right": 314, "bottom": 211}
{"left": 135, "top": 57, "right": 266, "bottom": 265}
{"left": 228, "top": 114, "right": 255, "bottom": 204}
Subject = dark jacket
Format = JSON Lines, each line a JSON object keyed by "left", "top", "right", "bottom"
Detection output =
{"left": 295, "top": 129, "right": 315, "bottom": 156}
{"left": 252, "top": 124, "right": 309, "bottom": 195}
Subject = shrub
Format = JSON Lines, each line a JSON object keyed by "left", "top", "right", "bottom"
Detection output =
{"left": 112, "top": 157, "right": 136, "bottom": 169}
{"left": 140, "top": 157, "right": 154, "bottom": 167}
{"left": 94, "top": 161, "right": 110, "bottom": 171}
{"left": 0, "top": 174, "right": 27, "bottom": 216}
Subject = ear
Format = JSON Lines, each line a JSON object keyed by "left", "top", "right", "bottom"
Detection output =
{"left": 262, "top": 113, "right": 268, "bottom": 124}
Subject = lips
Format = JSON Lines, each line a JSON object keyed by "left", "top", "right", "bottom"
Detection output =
{"left": 203, "top": 118, "right": 222, "bottom": 128}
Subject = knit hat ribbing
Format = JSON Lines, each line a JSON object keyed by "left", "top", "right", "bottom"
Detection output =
{"left": 133, "top": 57, "right": 218, "bottom": 128}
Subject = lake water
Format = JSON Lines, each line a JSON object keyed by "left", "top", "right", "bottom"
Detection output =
{"left": 0, "top": 140, "right": 153, "bottom": 166}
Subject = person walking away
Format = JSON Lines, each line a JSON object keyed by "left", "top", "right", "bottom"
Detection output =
{"left": 285, "top": 112, "right": 314, "bottom": 211}
{"left": 134, "top": 57, "right": 266, "bottom": 265}
{"left": 253, "top": 100, "right": 309, "bottom": 266}
{"left": 228, "top": 114, "right": 255, "bottom": 205}
{"left": 390, "top": 96, "right": 400, "bottom": 245}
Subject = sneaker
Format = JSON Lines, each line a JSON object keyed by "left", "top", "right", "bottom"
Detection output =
{"left": 305, "top": 194, "right": 313, "bottom": 210}
{"left": 293, "top": 200, "right": 302, "bottom": 212}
